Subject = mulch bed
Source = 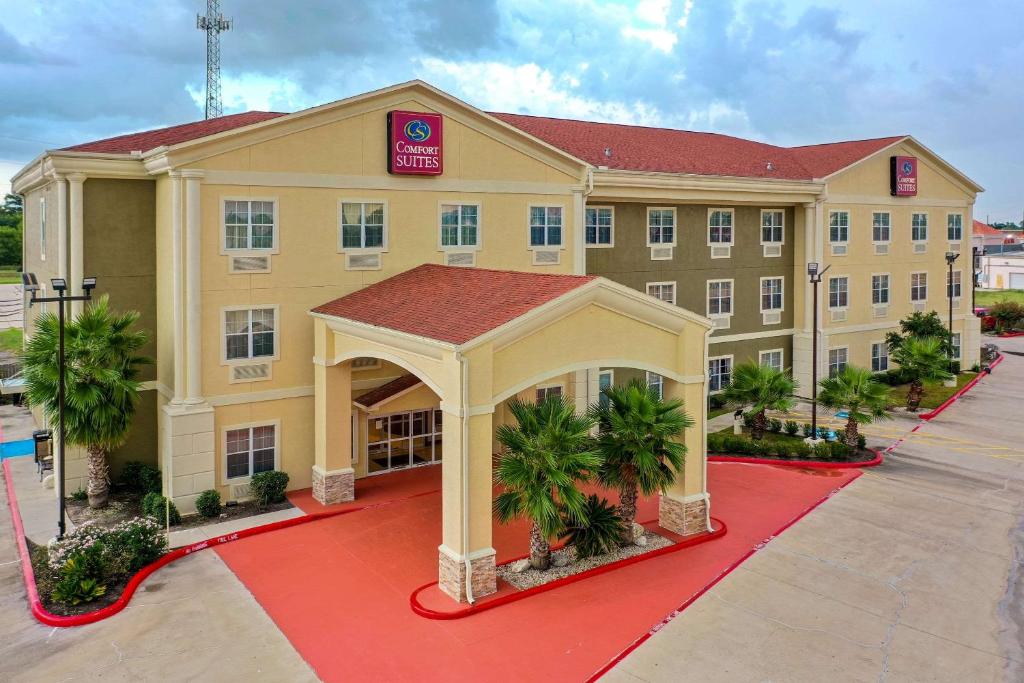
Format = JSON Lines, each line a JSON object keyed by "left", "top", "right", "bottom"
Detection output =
{"left": 26, "top": 539, "right": 131, "bottom": 616}
{"left": 174, "top": 499, "right": 294, "bottom": 530}
{"left": 66, "top": 490, "right": 294, "bottom": 532}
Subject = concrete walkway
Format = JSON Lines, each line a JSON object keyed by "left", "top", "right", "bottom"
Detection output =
{"left": 608, "top": 336, "right": 1024, "bottom": 682}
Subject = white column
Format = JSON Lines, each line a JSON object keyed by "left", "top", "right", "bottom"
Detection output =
{"left": 802, "top": 202, "right": 815, "bottom": 332}
{"left": 51, "top": 174, "right": 68, "bottom": 279}
{"left": 170, "top": 172, "right": 185, "bottom": 404}
{"left": 572, "top": 188, "right": 586, "bottom": 276}
{"left": 67, "top": 173, "right": 86, "bottom": 315}
{"left": 182, "top": 170, "right": 204, "bottom": 404}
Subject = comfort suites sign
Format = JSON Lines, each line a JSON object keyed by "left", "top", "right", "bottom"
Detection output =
{"left": 387, "top": 110, "right": 443, "bottom": 175}
{"left": 890, "top": 155, "right": 918, "bottom": 196}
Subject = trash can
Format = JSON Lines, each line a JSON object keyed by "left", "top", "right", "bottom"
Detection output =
{"left": 33, "top": 429, "right": 53, "bottom": 480}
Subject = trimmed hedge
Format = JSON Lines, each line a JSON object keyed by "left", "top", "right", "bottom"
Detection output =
{"left": 195, "top": 489, "right": 222, "bottom": 518}
{"left": 708, "top": 432, "right": 856, "bottom": 461}
{"left": 249, "top": 470, "right": 289, "bottom": 507}
{"left": 141, "top": 492, "right": 181, "bottom": 526}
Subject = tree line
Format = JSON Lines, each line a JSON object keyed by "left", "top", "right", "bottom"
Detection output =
{"left": 0, "top": 193, "right": 22, "bottom": 268}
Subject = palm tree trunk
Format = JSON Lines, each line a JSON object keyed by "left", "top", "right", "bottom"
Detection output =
{"left": 907, "top": 380, "right": 924, "bottom": 412}
{"left": 751, "top": 410, "right": 767, "bottom": 440}
{"left": 844, "top": 417, "right": 859, "bottom": 449}
{"left": 617, "top": 477, "right": 639, "bottom": 545}
{"left": 86, "top": 445, "right": 110, "bottom": 509}
{"left": 529, "top": 521, "right": 550, "bottom": 570}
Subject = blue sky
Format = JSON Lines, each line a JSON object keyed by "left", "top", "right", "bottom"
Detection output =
{"left": 1, "top": 0, "right": 1020, "bottom": 221}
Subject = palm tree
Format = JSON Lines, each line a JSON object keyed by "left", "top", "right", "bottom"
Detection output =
{"left": 892, "top": 336, "right": 953, "bottom": 411}
{"left": 22, "top": 296, "right": 150, "bottom": 508}
{"left": 721, "top": 362, "right": 797, "bottom": 439}
{"left": 590, "top": 378, "right": 693, "bottom": 544}
{"left": 493, "top": 395, "right": 599, "bottom": 570}
{"left": 818, "top": 366, "right": 889, "bottom": 448}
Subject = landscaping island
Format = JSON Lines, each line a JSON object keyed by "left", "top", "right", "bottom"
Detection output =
{"left": 708, "top": 426, "right": 879, "bottom": 465}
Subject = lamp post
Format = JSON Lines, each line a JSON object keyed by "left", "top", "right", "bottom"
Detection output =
{"left": 22, "top": 273, "right": 96, "bottom": 539}
{"left": 945, "top": 252, "right": 960, "bottom": 371}
{"left": 807, "top": 262, "right": 830, "bottom": 441}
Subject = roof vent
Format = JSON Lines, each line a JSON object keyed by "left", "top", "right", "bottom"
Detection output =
{"left": 766, "top": 161, "right": 774, "bottom": 171}
{"left": 604, "top": 147, "right": 613, "bottom": 158}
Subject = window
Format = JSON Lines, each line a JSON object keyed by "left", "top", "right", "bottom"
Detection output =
{"left": 646, "top": 372, "right": 664, "bottom": 399}
{"left": 647, "top": 208, "right": 675, "bottom": 245}
{"left": 760, "top": 277, "right": 783, "bottom": 312}
{"left": 39, "top": 197, "right": 46, "bottom": 261}
{"left": 829, "top": 211, "right": 849, "bottom": 243}
{"left": 646, "top": 281, "right": 676, "bottom": 305}
{"left": 708, "top": 357, "right": 732, "bottom": 392}
{"left": 951, "top": 333, "right": 961, "bottom": 360}
{"left": 947, "top": 270, "right": 962, "bottom": 299}
{"left": 761, "top": 210, "right": 784, "bottom": 244}
{"left": 912, "top": 213, "right": 928, "bottom": 242}
{"left": 225, "top": 424, "right": 277, "bottom": 480}
{"left": 707, "top": 280, "right": 733, "bottom": 316}
{"left": 340, "top": 202, "right": 385, "bottom": 250}
{"left": 535, "top": 385, "right": 563, "bottom": 403}
{"left": 872, "top": 274, "right": 890, "bottom": 305}
{"left": 440, "top": 204, "right": 479, "bottom": 248}
{"left": 947, "top": 213, "right": 963, "bottom": 242}
{"left": 708, "top": 209, "right": 734, "bottom": 245}
{"left": 871, "top": 343, "right": 889, "bottom": 372}
{"left": 585, "top": 207, "right": 613, "bottom": 246}
{"left": 598, "top": 370, "right": 613, "bottom": 409}
{"left": 224, "top": 199, "right": 275, "bottom": 251}
{"left": 759, "top": 349, "right": 783, "bottom": 372}
{"left": 828, "top": 276, "right": 849, "bottom": 309}
{"left": 529, "top": 206, "right": 563, "bottom": 247}
{"left": 828, "top": 348, "right": 848, "bottom": 378}
{"left": 224, "top": 308, "right": 276, "bottom": 361}
{"left": 911, "top": 272, "right": 928, "bottom": 301}
{"left": 872, "top": 212, "right": 891, "bottom": 243}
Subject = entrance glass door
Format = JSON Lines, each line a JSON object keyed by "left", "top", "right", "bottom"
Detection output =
{"left": 366, "top": 408, "right": 442, "bottom": 474}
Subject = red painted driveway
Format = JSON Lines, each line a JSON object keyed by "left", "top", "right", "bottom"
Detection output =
{"left": 215, "top": 462, "right": 859, "bottom": 682}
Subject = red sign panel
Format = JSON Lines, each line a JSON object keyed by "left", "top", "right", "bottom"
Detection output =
{"left": 387, "top": 111, "right": 443, "bottom": 175}
{"left": 890, "top": 155, "right": 917, "bottom": 196}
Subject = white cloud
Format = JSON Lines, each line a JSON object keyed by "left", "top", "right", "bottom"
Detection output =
{"left": 620, "top": 27, "right": 678, "bottom": 53}
{"left": 621, "top": 0, "right": 679, "bottom": 52}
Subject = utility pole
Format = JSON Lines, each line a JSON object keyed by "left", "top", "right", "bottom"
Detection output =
{"left": 197, "top": 0, "right": 232, "bottom": 119}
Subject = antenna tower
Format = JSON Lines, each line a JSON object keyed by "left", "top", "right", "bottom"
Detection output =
{"left": 196, "top": 0, "right": 232, "bottom": 119}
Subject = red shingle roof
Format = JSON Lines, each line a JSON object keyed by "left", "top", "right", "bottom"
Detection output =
{"left": 974, "top": 220, "right": 1005, "bottom": 236}
{"left": 353, "top": 374, "right": 422, "bottom": 409}
{"left": 312, "top": 264, "right": 595, "bottom": 345}
{"left": 787, "top": 137, "right": 908, "bottom": 178}
{"left": 62, "top": 111, "right": 287, "bottom": 154}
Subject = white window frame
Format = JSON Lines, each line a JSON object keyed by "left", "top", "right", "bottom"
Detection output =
{"left": 872, "top": 211, "right": 891, "bottom": 244}
{"left": 646, "top": 281, "right": 676, "bottom": 305}
{"left": 706, "top": 278, "right": 734, "bottom": 318}
{"left": 39, "top": 196, "right": 46, "bottom": 262}
{"left": 759, "top": 348, "right": 784, "bottom": 372}
{"left": 535, "top": 383, "right": 564, "bottom": 403}
{"left": 585, "top": 206, "right": 614, "bottom": 248}
{"left": 223, "top": 420, "right": 281, "bottom": 483}
{"left": 598, "top": 369, "right": 614, "bottom": 408}
{"left": 646, "top": 207, "right": 677, "bottom": 247}
{"left": 829, "top": 210, "right": 850, "bottom": 244}
{"left": 947, "top": 212, "right": 963, "bottom": 243}
{"left": 221, "top": 304, "right": 281, "bottom": 365}
{"left": 438, "top": 201, "right": 482, "bottom": 251}
{"left": 338, "top": 199, "right": 389, "bottom": 253}
{"left": 911, "top": 271, "right": 928, "bottom": 302}
{"left": 911, "top": 212, "right": 929, "bottom": 243}
{"left": 951, "top": 332, "right": 961, "bottom": 360}
{"left": 947, "top": 269, "right": 962, "bottom": 301}
{"left": 221, "top": 197, "right": 279, "bottom": 255}
{"left": 645, "top": 371, "right": 664, "bottom": 400}
{"left": 828, "top": 347, "right": 849, "bottom": 378}
{"left": 760, "top": 209, "right": 784, "bottom": 246}
{"left": 871, "top": 273, "right": 890, "bottom": 305}
{"left": 871, "top": 342, "right": 889, "bottom": 373}
{"left": 708, "top": 355, "right": 733, "bottom": 394}
{"left": 528, "top": 204, "right": 565, "bottom": 249}
{"left": 759, "top": 276, "right": 784, "bottom": 313}
{"left": 828, "top": 275, "right": 849, "bottom": 310}
{"left": 707, "top": 208, "right": 735, "bottom": 247}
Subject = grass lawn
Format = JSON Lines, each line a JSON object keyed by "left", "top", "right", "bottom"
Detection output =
{"left": 713, "top": 426, "right": 805, "bottom": 445}
{"left": 976, "top": 289, "right": 1024, "bottom": 306}
{"left": 0, "top": 327, "right": 21, "bottom": 354}
{"left": 0, "top": 269, "right": 21, "bottom": 285}
{"left": 885, "top": 372, "right": 976, "bottom": 410}
{"left": 708, "top": 406, "right": 732, "bottom": 419}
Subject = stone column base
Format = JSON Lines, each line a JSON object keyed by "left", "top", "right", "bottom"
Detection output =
{"left": 659, "top": 492, "right": 710, "bottom": 536}
{"left": 438, "top": 546, "right": 497, "bottom": 603}
{"left": 311, "top": 466, "right": 355, "bottom": 505}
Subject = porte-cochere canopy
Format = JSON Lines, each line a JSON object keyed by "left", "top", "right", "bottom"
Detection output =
{"left": 309, "top": 264, "right": 713, "bottom": 603}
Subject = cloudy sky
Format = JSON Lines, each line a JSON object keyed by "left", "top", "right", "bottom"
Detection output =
{"left": 1, "top": 0, "right": 1020, "bottom": 221}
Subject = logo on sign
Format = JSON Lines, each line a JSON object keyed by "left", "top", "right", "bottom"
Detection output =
{"left": 403, "top": 119, "right": 431, "bottom": 143}
{"left": 890, "top": 155, "right": 918, "bottom": 197}
{"left": 388, "top": 111, "right": 443, "bottom": 176}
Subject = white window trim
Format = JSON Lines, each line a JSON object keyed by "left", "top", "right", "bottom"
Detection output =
{"left": 338, "top": 199, "right": 389, "bottom": 253}
{"left": 222, "top": 419, "right": 281, "bottom": 484}
{"left": 759, "top": 209, "right": 785, "bottom": 245}
{"left": 758, "top": 276, "right": 785, "bottom": 313}
{"left": 707, "top": 208, "right": 735, "bottom": 247}
{"left": 758, "top": 348, "right": 784, "bottom": 371}
{"left": 645, "top": 371, "right": 664, "bottom": 399}
{"left": 911, "top": 211, "right": 929, "bottom": 243}
{"left": 598, "top": 369, "right": 614, "bottom": 387}
{"left": 951, "top": 332, "right": 962, "bottom": 360}
{"left": 708, "top": 355, "right": 734, "bottom": 394}
{"left": 870, "top": 340, "right": 889, "bottom": 372}
{"left": 585, "top": 205, "right": 615, "bottom": 248}
{"left": 871, "top": 210, "right": 892, "bottom": 244}
{"left": 827, "top": 274, "right": 850, "bottom": 311}
{"left": 828, "top": 209, "right": 850, "bottom": 244}
{"left": 646, "top": 207, "right": 677, "bottom": 248}
{"left": 646, "top": 280, "right": 677, "bottom": 306}
{"left": 706, "top": 278, "right": 734, "bottom": 319}
{"left": 220, "top": 304, "right": 281, "bottom": 366}
{"left": 535, "top": 382, "right": 565, "bottom": 402}
{"left": 910, "top": 270, "right": 928, "bottom": 302}
{"left": 437, "top": 200, "right": 483, "bottom": 251}
{"left": 871, "top": 272, "right": 891, "bottom": 305}
{"left": 220, "top": 196, "right": 280, "bottom": 255}
{"left": 948, "top": 269, "right": 963, "bottom": 301}
{"left": 527, "top": 204, "right": 566, "bottom": 250}
{"left": 946, "top": 212, "right": 964, "bottom": 243}
{"left": 828, "top": 346, "right": 850, "bottom": 376}
{"left": 39, "top": 196, "right": 46, "bottom": 262}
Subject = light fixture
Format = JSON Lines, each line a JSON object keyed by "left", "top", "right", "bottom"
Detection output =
{"left": 82, "top": 277, "right": 97, "bottom": 292}
{"left": 945, "top": 251, "right": 960, "bottom": 265}
{"left": 21, "top": 272, "right": 39, "bottom": 292}
{"left": 50, "top": 278, "right": 67, "bottom": 292}
{"left": 807, "top": 262, "right": 819, "bottom": 277}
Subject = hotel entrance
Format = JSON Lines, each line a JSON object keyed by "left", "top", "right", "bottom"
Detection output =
{"left": 366, "top": 408, "right": 443, "bottom": 474}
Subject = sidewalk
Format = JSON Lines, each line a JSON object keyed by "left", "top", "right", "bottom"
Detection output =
{"left": 6, "top": 455, "right": 66, "bottom": 545}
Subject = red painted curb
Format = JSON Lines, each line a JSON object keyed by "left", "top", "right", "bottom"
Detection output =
{"left": 409, "top": 517, "right": 728, "bottom": 620}
{"left": 708, "top": 448, "right": 882, "bottom": 469}
{"left": 2, "top": 458, "right": 439, "bottom": 628}
{"left": 919, "top": 353, "right": 1004, "bottom": 421}
{"left": 585, "top": 471, "right": 863, "bottom": 682}
{"left": 998, "top": 331, "right": 1024, "bottom": 338}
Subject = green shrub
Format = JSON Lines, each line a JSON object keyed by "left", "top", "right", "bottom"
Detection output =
{"left": 69, "top": 488, "right": 87, "bottom": 502}
{"left": 121, "top": 461, "right": 162, "bottom": 495}
{"left": 857, "top": 434, "right": 867, "bottom": 451}
{"left": 790, "top": 441, "right": 812, "bottom": 458}
{"left": 141, "top": 493, "right": 181, "bottom": 526}
{"left": 742, "top": 412, "right": 756, "bottom": 429}
{"left": 784, "top": 420, "right": 799, "bottom": 436}
{"left": 949, "top": 361, "right": 961, "bottom": 375}
{"left": 707, "top": 433, "right": 725, "bottom": 453}
{"left": 802, "top": 423, "right": 814, "bottom": 438}
{"left": 829, "top": 441, "right": 852, "bottom": 459}
{"left": 564, "top": 495, "right": 626, "bottom": 559}
{"left": 249, "top": 470, "right": 289, "bottom": 507}
{"left": 770, "top": 442, "right": 789, "bottom": 457}
{"left": 195, "top": 489, "right": 222, "bottom": 518}
{"left": 812, "top": 441, "right": 832, "bottom": 459}
{"left": 767, "top": 418, "right": 783, "bottom": 433}
{"left": 708, "top": 393, "right": 726, "bottom": 410}
{"left": 51, "top": 558, "right": 107, "bottom": 606}
{"left": 970, "top": 363, "right": 981, "bottom": 373}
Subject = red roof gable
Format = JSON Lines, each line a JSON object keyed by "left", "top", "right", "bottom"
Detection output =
{"left": 353, "top": 374, "right": 423, "bottom": 409}
{"left": 312, "top": 264, "right": 595, "bottom": 345}
{"left": 62, "top": 111, "right": 287, "bottom": 154}
{"left": 787, "top": 137, "right": 907, "bottom": 178}
{"left": 974, "top": 220, "right": 1005, "bottom": 236}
